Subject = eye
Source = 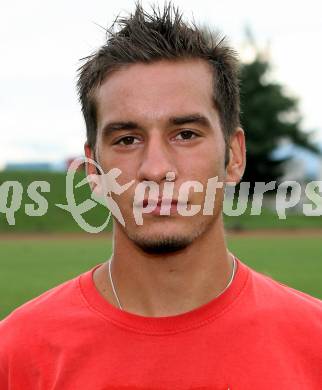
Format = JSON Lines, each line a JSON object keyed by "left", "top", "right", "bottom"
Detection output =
{"left": 114, "top": 136, "right": 141, "bottom": 146}
{"left": 175, "top": 130, "right": 199, "bottom": 141}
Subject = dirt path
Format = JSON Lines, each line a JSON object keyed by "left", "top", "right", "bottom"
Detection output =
{"left": 0, "top": 232, "right": 113, "bottom": 241}
{"left": 1, "top": 229, "right": 322, "bottom": 241}
{"left": 226, "top": 228, "right": 322, "bottom": 238}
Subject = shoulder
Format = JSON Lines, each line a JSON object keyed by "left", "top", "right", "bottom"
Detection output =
{"left": 247, "top": 264, "right": 322, "bottom": 323}
{"left": 0, "top": 269, "right": 97, "bottom": 382}
{"left": 0, "top": 273, "right": 84, "bottom": 344}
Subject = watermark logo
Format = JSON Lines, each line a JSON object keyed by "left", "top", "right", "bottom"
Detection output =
{"left": 0, "top": 180, "right": 50, "bottom": 225}
{"left": 1, "top": 157, "right": 322, "bottom": 232}
{"left": 56, "top": 157, "right": 134, "bottom": 233}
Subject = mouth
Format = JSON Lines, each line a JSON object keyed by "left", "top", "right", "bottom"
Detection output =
{"left": 141, "top": 198, "right": 184, "bottom": 215}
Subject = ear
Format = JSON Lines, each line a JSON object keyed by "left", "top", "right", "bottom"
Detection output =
{"left": 84, "top": 143, "right": 98, "bottom": 192}
{"left": 225, "top": 127, "right": 246, "bottom": 184}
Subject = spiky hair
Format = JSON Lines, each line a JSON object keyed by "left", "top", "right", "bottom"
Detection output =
{"left": 77, "top": 2, "right": 240, "bottom": 161}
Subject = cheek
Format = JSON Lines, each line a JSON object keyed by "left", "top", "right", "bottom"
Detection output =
{"left": 180, "top": 148, "right": 225, "bottom": 181}
{"left": 98, "top": 154, "right": 138, "bottom": 186}
{"left": 176, "top": 146, "right": 226, "bottom": 203}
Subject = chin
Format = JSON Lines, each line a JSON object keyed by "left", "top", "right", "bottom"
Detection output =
{"left": 123, "top": 216, "right": 214, "bottom": 255}
{"left": 127, "top": 232, "right": 193, "bottom": 254}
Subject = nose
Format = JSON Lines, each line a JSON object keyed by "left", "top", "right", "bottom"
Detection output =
{"left": 137, "top": 131, "right": 177, "bottom": 184}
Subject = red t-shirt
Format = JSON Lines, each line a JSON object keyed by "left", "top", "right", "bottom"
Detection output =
{"left": 1, "top": 257, "right": 321, "bottom": 389}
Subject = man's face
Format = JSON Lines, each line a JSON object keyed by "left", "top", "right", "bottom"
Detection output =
{"left": 90, "top": 59, "right": 235, "bottom": 253}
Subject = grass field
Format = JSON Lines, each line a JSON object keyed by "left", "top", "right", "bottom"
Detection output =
{"left": 1, "top": 235, "right": 321, "bottom": 320}
{"left": 0, "top": 170, "right": 113, "bottom": 233}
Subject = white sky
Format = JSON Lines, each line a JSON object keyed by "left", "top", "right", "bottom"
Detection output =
{"left": 1, "top": 0, "right": 321, "bottom": 168}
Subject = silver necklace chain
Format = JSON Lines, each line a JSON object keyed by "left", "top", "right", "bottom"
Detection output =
{"left": 108, "top": 255, "right": 237, "bottom": 311}
{"left": 108, "top": 258, "right": 123, "bottom": 310}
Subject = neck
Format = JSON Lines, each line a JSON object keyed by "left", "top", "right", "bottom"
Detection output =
{"left": 94, "top": 216, "right": 235, "bottom": 317}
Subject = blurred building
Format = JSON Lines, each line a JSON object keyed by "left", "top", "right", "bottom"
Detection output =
{"left": 4, "top": 158, "right": 85, "bottom": 172}
{"left": 5, "top": 162, "right": 54, "bottom": 171}
{"left": 274, "top": 142, "right": 322, "bottom": 182}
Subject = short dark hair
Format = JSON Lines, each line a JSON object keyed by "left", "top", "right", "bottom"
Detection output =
{"left": 77, "top": 2, "right": 240, "bottom": 164}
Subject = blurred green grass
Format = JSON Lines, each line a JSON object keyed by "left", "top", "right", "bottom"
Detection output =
{"left": 0, "top": 171, "right": 113, "bottom": 233}
{"left": 0, "top": 238, "right": 112, "bottom": 319}
{"left": 1, "top": 236, "right": 321, "bottom": 320}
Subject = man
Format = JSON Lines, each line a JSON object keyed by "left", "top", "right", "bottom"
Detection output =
{"left": 1, "top": 3, "right": 321, "bottom": 389}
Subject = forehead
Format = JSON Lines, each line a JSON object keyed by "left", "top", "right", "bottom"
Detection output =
{"left": 94, "top": 59, "right": 216, "bottom": 126}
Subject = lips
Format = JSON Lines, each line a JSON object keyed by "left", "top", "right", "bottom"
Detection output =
{"left": 141, "top": 198, "right": 189, "bottom": 216}
{"left": 142, "top": 198, "right": 178, "bottom": 208}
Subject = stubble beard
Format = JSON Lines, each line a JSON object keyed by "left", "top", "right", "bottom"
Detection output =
{"left": 123, "top": 214, "right": 219, "bottom": 255}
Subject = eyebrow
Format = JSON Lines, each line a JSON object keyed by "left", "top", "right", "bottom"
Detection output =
{"left": 101, "top": 121, "right": 138, "bottom": 136}
{"left": 168, "top": 113, "right": 211, "bottom": 127}
{"left": 100, "top": 113, "right": 211, "bottom": 136}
